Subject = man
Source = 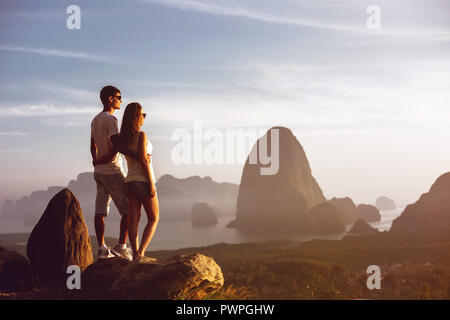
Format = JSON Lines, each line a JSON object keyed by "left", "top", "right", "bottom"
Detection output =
{"left": 90, "top": 85, "right": 134, "bottom": 261}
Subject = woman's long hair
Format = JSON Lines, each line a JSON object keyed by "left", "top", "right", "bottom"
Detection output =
{"left": 120, "top": 102, "right": 142, "bottom": 144}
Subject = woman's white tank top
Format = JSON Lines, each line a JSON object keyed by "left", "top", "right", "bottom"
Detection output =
{"left": 124, "top": 132, "right": 156, "bottom": 184}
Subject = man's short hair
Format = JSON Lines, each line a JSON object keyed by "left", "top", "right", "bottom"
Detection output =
{"left": 100, "top": 85, "right": 120, "bottom": 107}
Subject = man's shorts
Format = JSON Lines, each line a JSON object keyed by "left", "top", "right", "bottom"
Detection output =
{"left": 94, "top": 172, "right": 128, "bottom": 216}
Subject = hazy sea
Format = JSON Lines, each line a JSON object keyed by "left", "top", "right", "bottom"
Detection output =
{"left": 0, "top": 208, "right": 404, "bottom": 251}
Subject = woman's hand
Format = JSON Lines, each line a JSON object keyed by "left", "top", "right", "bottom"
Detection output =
{"left": 150, "top": 184, "right": 157, "bottom": 198}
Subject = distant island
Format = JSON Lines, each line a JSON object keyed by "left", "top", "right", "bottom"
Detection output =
{"left": 376, "top": 196, "right": 397, "bottom": 211}
{"left": 357, "top": 204, "right": 381, "bottom": 222}
{"left": 348, "top": 218, "right": 379, "bottom": 235}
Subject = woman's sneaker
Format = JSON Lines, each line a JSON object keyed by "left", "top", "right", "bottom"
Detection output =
{"left": 97, "top": 246, "right": 114, "bottom": 260}
{"left": 111, "top": 245, "right": 133, "bottom": 261}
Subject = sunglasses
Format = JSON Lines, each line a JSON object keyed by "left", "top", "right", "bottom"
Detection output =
{"left": 142, "top": 113, "right": 146, "bottom": 119}
{"left": 114, "top": 95, "right": 122, "bottom": 101}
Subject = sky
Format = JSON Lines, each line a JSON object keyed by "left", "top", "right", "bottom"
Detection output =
{"left": 1, "top": 0, "right": 450, "bottom": 207}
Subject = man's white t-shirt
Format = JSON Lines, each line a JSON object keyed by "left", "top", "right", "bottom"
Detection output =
{"left": 91, "top": 111, "right": 124, "bottom": 175}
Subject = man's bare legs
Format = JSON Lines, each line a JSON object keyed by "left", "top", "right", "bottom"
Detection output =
{"left": 137, "top": 194, "right": 159, "bottom": 258}
{"left": 119, "top": 214, "right": 129, "bottom": 245}
{"left": 94, "top": 213, "right": 107, "bottom": 246}
{"left": 95, "top": 211, "right": 128, "bottom": 248}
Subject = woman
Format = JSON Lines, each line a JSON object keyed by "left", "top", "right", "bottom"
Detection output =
{"left": 120, "top": 102, "right": 159, "bottom": 261}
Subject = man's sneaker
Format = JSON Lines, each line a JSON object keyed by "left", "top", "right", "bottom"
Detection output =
{"left": 97, "top": 246, "right": 114, "bottom": 260}
{"left": 111, "top": 245, "right": 133, "bottom": 261}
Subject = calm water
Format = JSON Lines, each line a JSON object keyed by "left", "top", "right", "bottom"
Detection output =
{"left": 0, "top": 208, "right": 404, "bottom": 251}
{"left": 367, "top": 207, "right": 404, "bottom": 232}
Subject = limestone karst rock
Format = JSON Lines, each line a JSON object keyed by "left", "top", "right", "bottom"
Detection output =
{"left": 390, "top": 172, "right": 450, "bottom": 233}
{"left": 157, "top": 174, "right": 238, "bottom": 218}
{"left": 308, "top": 202, "right": 346, "bottom": 234}
{"left": 376, "top": 196, "right": 397, "bottom": 211}
{"left": 191, "top": 202, "right": 218, "bottom": 227}
{"left": 357, "top": 204, "right": 381, "bottom": 222}
{"left": 328, "top": 197, "right": 359, "bottom": 225}
{"left": 348, "top": 218, "right": 379, "bottom": 235}
{"left": 229, "top": 126, "right": 327, "bottom": 232}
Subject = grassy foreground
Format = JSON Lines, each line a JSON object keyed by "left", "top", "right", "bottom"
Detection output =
{"left": 2, "top": 230, "right": 450, "bottom": 299}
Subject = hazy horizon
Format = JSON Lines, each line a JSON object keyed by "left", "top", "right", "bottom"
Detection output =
{"left": 1, "top": 0, "right": 450, "bottom": 208}
{"left": 0, "top": 159, "right": 435, "bottom": 209}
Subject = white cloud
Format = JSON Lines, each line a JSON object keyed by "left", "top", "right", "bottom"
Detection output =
{"left": 0, "top": 45, "right": 114, "bottom": 63}
{"left": 0, "top": 131, "right": 31, "bottom": 136}
{"left": 144, "top": 0, "right": 450, "bottom": 40}
{"left": 0, "top": 148, "right": 31, "bottom": 154}
{"left": 0, "top": 81, "right": 99, "bottom": 104}
{"left": 144, "top": 0, "right": 359, "bottom": 32}
{"left": 2, "top": 104, "right": 98, "bottom": 117}
{"left": 40, "top": 118, "right": 92, "bottom": 127}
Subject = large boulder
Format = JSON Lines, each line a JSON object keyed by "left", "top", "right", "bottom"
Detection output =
{"left": 26, "top": 189, "right": 93, "bottom": 286}
{"left": 82, "top": 257, "right": 130, "bottom": 296}
{"left": 328, "top": 197, "right": 359, "bottom": 225}
{"left": 376, "top": 196, "right": 396, "bottom": 211}
{"left": 191, "top": 202, "right": 218, "bottom": 227}
{"left": 0, "top": 246, "right": 33, "bottom": 292}
{"left": 83, "top": 253, "right": 224, "bottom": 299}
{"left": 357, "top": 204, "right": 381, "bottom": 222}
{"left": 229, "top": 126, "right": 326, "bottom": 232}
{"left": 348, "top": 218, "right": 379, "bottom": 235}
{"left": 390, "top": 172, "right": 450, "bottom": 233}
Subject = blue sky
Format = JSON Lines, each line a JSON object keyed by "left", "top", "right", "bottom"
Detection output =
{"left": 1, "top": 0, "right": 450, "bottom": 207}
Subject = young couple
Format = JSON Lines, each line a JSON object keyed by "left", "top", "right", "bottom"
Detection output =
{"left": 90, "top": 85, "right": 159, "bottom": 262}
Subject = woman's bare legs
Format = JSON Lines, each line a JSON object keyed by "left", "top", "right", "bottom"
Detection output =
{"left": 127, "top": 192, "right": 142, "bottom": 259}
{"left": 137, "top": 193, "right": 159, "bottom": 257}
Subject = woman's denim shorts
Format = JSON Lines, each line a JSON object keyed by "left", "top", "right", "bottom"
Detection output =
{"left": 127, "top": 181, "right": 155, "bottom": 199}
